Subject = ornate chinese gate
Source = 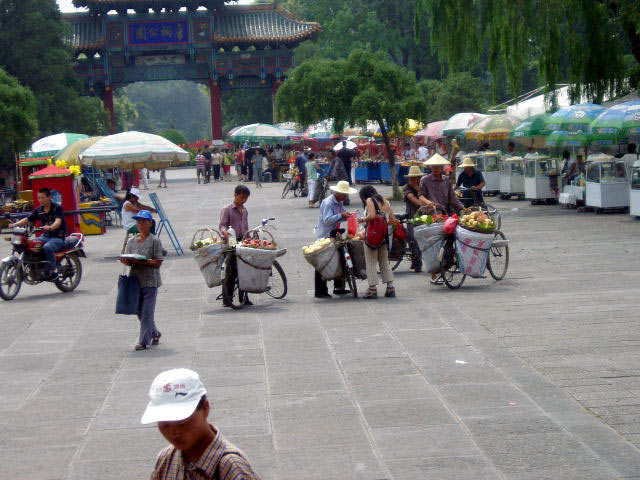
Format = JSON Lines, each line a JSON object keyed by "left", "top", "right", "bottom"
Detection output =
{"left": 64, "top": 0, "right": 320, "bottom": 138}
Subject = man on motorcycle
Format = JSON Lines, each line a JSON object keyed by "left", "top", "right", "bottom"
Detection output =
{"left": 9, "top": 187, "right": 66, "bottom": 279}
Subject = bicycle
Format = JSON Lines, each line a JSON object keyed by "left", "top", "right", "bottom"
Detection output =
{"left": 220, "top": 218, "right": 288, "bottom": 309}
{"left": 388, "top": 213, "right": 414, "bottom": 271}
{"left": 281, "top": 170, "right": 304, "bottom": 199}
{"left": 333, "top": 232, "right": 359, "bottom": 298}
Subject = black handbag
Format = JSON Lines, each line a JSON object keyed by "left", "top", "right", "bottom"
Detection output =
{"left": 116, "top": 274, "right": 140, "bottom": 315}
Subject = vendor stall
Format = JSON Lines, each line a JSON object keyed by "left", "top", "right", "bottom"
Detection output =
{"left": 18, "top": 157, "right": 50, "bottom": 192}
{"left": 631, "top": 160, "right": 640, "bottom": 217}
{"left": 499, "top": 156, "right": 525, "bottom": 199}
{"left": 477, "top": 151, "right": 501, "bottom": 195}
{"left": 524, "top": 154, "right": 561, "bottom": 204}
{"left": 585, "top": 154, "right": 629, "bottom": 212}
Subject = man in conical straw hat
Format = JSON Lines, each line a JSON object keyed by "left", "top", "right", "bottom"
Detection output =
{"left": 314, "top": 180, "right": 357, "bottom": 298}
{"left": 418, "top": 153, "right": 464, "bottom": 215}
{"left": 455, "top": 156, "right": 485, "bottom": 207}
{"left": 403, "top": 165, "right": 425, "bottom": 272}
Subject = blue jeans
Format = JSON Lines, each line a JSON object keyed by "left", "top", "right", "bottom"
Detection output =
{"left": 40, "top": 235, "right": 65, "bottom": 272}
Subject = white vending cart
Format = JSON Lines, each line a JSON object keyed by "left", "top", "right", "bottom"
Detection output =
{"left": 478, "top": 151, "right": 501, "bottom": 195}
{"left": 585, "top": 153, "right": 630, "bottom": 212}
{"left": 524, "top": 154, "right": 561, "bottom": 204}
{"left": 631, "top": 160, "right": 640, "bottom": 217}
{"left": 499, "top": 155, "right": 525, "bottom": 199}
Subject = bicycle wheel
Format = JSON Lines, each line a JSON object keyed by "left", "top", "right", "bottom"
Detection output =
{"left": 281, "top": 180, "right": 291, "bottom": 199}
{"left": 487, "top": 231, "right": 509, "bottom": 281}
{"left": 345, "top": 267, "right": 358, "bottom": 298}
{"left": 440, "top": 238, "right": 466, "bottom": 289}
{"left": 265, "top": 260, "right": 288, "bottom": 299}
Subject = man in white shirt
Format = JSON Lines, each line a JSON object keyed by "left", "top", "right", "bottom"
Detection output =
{"left": 417, "top": 142, "right": 429, "bottom": 162}
{"left": 621, "top": 143, "right": 638, "bottom": 178}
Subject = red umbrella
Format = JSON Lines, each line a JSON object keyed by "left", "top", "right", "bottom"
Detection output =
{"left": 413, "top": 121, "right": 446, "bottom": 142}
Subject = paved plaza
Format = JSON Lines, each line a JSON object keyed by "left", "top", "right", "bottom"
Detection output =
{"left": 2, "top": 168, "right": 640, "bottom": 479}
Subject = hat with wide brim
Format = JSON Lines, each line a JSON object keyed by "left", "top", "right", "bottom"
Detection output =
{"left": 329, "top": 180, "right": 357, "bottom": 195}
{"left": 424, "top": 153, "right": 450, "bottom": 166}
{"left": 457, "top": 157, "right": 477, "bottom": 168}
{"left": 405, "top": 165, "right": 424, "bottom": 177}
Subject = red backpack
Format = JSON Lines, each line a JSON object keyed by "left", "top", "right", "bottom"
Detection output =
{"left": 365, "top": 198, "right": 388, "bottom": 249}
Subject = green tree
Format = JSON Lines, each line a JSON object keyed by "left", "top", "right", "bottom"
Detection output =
{"left": 114, "top": 93, "right": 139, "bottom": 133}
{"left": 419, "top": 73, "right": 489, "bottom": 122}
{"left": 277, "top": 50, "right": 426, "bottom": 198}
{"left": 416, "top": 0, "right": 639, "bottom": 102}
{"left": 0, "top": 0, "right": 110, "bottom": 136}
{"left": 158, "top": 128, "right": 188, "bottom": 147}
{"left": 0, "top": 68, "right": 37, "bottom": 168}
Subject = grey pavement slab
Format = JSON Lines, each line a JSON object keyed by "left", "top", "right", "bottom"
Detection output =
{"left": 2, "top": 168, "right": 640, "bottom": 479}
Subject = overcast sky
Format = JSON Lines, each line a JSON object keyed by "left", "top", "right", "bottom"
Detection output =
{"left": 56, "top": 0, "right": 253, "bottom": 12}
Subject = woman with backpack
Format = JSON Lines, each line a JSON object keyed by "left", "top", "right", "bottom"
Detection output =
{"left": 357, "top": 185, "right": 396, "bottom": 299}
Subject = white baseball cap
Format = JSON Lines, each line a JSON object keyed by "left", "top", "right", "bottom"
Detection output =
{"left": 129, "top": 187, "right": 141, "bottom": 197}
{"left": 140, "top": 369, "right": 207, "bottom": 424}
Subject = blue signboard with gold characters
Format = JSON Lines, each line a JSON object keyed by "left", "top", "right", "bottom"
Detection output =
{"left": 128, "top": 20, "right": 189, "bottom": 46}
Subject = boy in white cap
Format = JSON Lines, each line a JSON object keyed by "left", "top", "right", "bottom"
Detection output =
{"left": 142, "top": 368, "right": 260, "bottom": 479}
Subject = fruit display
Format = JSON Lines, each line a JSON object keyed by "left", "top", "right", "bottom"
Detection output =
{"left": 302, "top": 237, "right": 333, "bottom": 255}
{"left": 460, "top": 211, "right": 495, "bottom": 231}
{"left": 407, "top": 213, "right": 449, "bottom": 225}
{"left": 242, "top": 238, "right": 277, "bottom": 249}
{"left": 347, "top": 231, "right": 365, "bottom": 241}
{"left": 190, "top": 236, "right": 220, "bottom": 251}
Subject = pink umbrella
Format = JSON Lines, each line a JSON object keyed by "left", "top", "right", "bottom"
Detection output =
{"left": 413, "top": 121, "right": 446, "bottom": 141}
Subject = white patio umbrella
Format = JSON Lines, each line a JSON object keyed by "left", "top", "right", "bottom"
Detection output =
{"left": 79, "top": 131, "right": 190, "bottom": 169}
{"left": 333, "top": 140, "right": 358, "bottom": 151}
{"left": 28, "top": 133, "right": 89, "bottom": 157}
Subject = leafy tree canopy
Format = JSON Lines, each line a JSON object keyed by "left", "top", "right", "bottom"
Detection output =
{"left": 0, "top": 67, "right": 38, "bottom": 167}
{"left": 158, "top": 128, "right": 188, "bottom": 147}
{"left": 0, "top": 0, "right": 110, "bottom": 137}
{"left": 277, "top": 49, "right": 426, "bottom": 196}
{"left": 416, "top": 0, "right": 639, "bottom": 103}
{"left": 419, "top": 73, "right": 488, "bottom": 122}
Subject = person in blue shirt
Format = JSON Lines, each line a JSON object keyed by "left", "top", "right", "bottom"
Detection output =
{"left": 314, "top": 181, "right": 357, "bottom": 298}
{"left": 455, "top": 157, "right": 485, "bottom": 207}
{"left": 295, "top": 148, "right": 309, "bottom": 189}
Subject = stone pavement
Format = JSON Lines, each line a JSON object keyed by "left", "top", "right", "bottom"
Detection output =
{"left": 1, "top": 168, "right": 640, "bottom": 479}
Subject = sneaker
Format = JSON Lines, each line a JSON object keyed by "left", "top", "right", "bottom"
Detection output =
{"left": 385, "top": 287, "right": 396, "bottom": 298}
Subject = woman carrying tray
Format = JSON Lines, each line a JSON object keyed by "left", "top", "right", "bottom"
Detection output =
{"left": 120, "top": 210, "right": 164, "bottom": 351}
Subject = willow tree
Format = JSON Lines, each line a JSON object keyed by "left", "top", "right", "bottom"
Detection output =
{"left": 416, "top": 0, "right": 638, "bottom": 103}
{"left": 276, "top": 49, "right": 426, "bottom": 198}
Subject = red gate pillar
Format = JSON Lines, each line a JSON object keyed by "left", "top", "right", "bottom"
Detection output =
{"left": 103, "top": 86, "right": 115, "bottom": 134}
{"left": 209, "top": 79, "right": 223, "bottom": 140}
{"left": 272, "top": 79, "right": 280, "bottom": 124}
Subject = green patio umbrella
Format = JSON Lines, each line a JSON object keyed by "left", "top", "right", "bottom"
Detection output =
{"left": 588, "top": 101, "right": 640, "bottom": 146}
{"left": 509, "top": 113, "right": 550, "bottom": 149}
{"left": 544, "top": 131, "right": 588, "bottom": 148}
{"left": 544, "top": 103, "right": 606, "bottom": 133}
{"left": 27, "top": 133, "right": 89, "bottom": 158}
{"left": 228, "top": 123, "right": 291, "bottom": 144}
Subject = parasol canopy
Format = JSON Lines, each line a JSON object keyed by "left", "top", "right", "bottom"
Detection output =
{"left": 464, "top": 115, "right": 520, "bottom": 141}
{"left": 544, "top": 130, "right": 588, "bottom": 148}
{"left": 228, "top": 123, "right": 291, "bottom": 144}
{"left": 53, "top": 136, "right": 104, "bottom": 165}
{"left": 333, "top": 140, "right": 358, "bottom": 151}
{"left": 442, "top": 113, "right": 488, "bottom": 137}
{"left": 28, "top": 133, "right": 89, "bottom": 158}
{"left": 588, "top": 101, "right": 640, "bottom": 146}
{"left": 544, "top": 103, "right": 606, "bottom": 133}
{"left": 509, "top": 113, "right": 551, "bottom": 149}
{"left": 413, "top": 121, "right": 446, "bottom": 141}
{"left": 79, "top": 131, "right": 190, "bottom": 169}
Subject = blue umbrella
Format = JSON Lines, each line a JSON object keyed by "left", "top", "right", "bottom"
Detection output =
{"left": 545, "top": 103, "right": 606, "bottom": 133}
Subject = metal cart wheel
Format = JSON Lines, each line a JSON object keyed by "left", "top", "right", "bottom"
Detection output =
{"left": 265, "top": 260, "right": 287, "bottom": 299}
{"left": 439, "top": 238, "right": 466, "bottom": 289}
{"left": 487, "top": 231, "right": 509, "bottom": 281}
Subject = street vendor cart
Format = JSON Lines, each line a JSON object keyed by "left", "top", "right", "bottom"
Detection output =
{"left": 499, "top": 155, "right": 525, "bottom": 199}
{"left": 524, "top": 154, "right": 561, "bottom": 204}
{"left": 477, "top": 151, "right": 501, "bottom": 195}
{"left": 631, "top": 160, "right": 640, "bottom": 217}
{"left": 585, "top": 154, "right": 629, "bottom": 212}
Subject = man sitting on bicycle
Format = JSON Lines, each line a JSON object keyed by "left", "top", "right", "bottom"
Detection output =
{"left": 418, "top": 154, "right": 464, "bottom": 215}
{"left": 314, "top": 181, "right": 356, "bottom": 298}
{"left": 219, "top": 185, "right": 251, "bottom": 308}
{"left": 455, "top": 157, "right": 485, "bottom": 208}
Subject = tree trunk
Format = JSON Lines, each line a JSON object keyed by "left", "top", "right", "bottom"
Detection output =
{"left": 378, "top": 120, "right": 401, "bottom": 199}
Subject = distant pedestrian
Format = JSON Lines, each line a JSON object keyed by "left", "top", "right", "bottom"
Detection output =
{"left": 212, "top": 149, "right": 222, "bottom": 182}
{"left": 195, "top": 150, "right": 205, "bottom": 184}
{"left": 157, "top": 169, "right": 167, "bottom": 188}
{"left": 336, "top": 141, "right": 355, "bottom": 185}
{"left": 120, "top": 210, "right": 163, "bottom": 351}
{"left": 223, "top": 150, "right": 232, "bottom": 181}
{"left": 141, "top": 368, "right": 260, "bottom": 480}
{"left": 203, "top": 147, "right": 212, "bottom": 183}
{"left": 252, "top": 149, "right": 263, "bottom": 188}
{"left": 140, "top": 168, "right": 150, "bottom": 190}
{"left": 234, "top": 148, "right": 244, "bottom": 181}
{"left": 306, "top": 152, "right": 322, "bottom": 207}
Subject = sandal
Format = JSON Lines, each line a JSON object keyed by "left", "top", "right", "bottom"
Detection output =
{"left": 134, "top": 344, "right": 147, "bottom": 351}
{"left": 385, "top": 287, "right": 396, "bottom": 298}
{"left": 151, "top": 332, "right": 162, "bottom": 346}
{"left": 363, "top": 289, "right": 378, "bottom": 299}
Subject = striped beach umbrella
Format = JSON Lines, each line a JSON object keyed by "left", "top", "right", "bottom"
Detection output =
{"left": 79, "top": 131, "right": 190, "bottom": 169}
